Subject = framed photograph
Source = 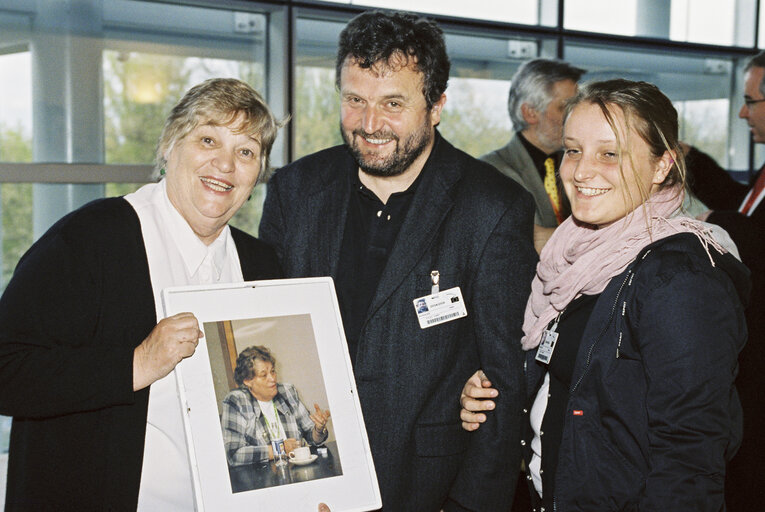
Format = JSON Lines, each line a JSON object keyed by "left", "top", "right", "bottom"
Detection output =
{"left": 162, "top": 277, "right": 381, "bottom": 512}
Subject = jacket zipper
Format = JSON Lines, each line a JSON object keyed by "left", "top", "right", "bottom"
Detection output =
{"left": 550, "top": 271, "right": 630, "bottom": 512}
{"left": 555, "top": 251, "right": 652, "bottom": 510}
{"left": 570, "top": 270, "right": 631, "bottom": 394}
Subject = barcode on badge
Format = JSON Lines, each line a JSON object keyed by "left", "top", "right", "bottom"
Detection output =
{"left": 427, "top": 312, "right": 461, "bottom": 325}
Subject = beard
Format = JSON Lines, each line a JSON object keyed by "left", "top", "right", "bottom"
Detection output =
{"left": 535, "top": 118, "right": 564, "bottom": 154}
{"left": 341, "top": 119, "right": 433, "bottom": 178}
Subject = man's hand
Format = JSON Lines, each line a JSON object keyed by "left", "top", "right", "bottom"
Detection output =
{"left": 133, "top": 312, "right": 203, "bottom": 391}
{"left": 460, "top": 370, "right": 498, "bottom": 431}
{"left": 533, "top": 224, "right": 556, "bottom": 254}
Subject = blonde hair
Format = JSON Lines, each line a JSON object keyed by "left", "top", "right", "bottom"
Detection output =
{"left": 156, "top": 78, "right": 287, "bottom": 182}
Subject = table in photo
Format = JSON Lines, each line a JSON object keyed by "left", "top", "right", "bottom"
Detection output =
{"left": 228, "top": 440, "right": 343, "bottom": 492}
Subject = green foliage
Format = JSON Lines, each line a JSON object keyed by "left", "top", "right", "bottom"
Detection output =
{"left": 294, "top": 67, "right": 343, "bottom": 159}
{"left": 103, "top": 51, "right": 193, "bottom": 165}
{"left": 438, "top": 79, "right": 513, "bottom": 159}
{"left": 0, "top": 123, "right": 33, "bottom": 288}
{"left": 439, "top": 107, "right": 512, "bottom": 159}
{"left": 676, "top": 99, "right": 728, "bottom": 165}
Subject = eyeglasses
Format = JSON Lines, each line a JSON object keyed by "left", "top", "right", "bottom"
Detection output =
{"left": 744, "top": 97, "right": 765, "bottom": 107}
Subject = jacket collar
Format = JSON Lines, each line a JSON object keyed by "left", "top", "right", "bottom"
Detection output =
{"left": 363, "top": 131, "right": 462, "bottom": 322}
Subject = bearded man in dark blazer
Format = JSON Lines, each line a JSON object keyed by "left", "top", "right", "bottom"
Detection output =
{"left": 259, "top": 10, "right": 537, "bottom": 512}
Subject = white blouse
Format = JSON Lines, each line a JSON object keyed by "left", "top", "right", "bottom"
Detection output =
{"left": 125, "top": 180, "right": 244, "bottom": 510}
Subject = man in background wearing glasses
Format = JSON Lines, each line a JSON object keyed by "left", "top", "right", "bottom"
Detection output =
{"left": 686, "top": 50, "right": 765, "bottom": 510}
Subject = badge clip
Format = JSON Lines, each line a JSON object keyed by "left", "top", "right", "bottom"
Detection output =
{"left": 430, "top": 270, "right": 440, "bottom": 295}
{"left": 535, "top": 311, "right": 563, "bottom": 364}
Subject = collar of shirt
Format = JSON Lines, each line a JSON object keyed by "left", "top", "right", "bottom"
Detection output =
{"left": 517, "top": 131, "right": 562, "bottom": 181}
{"left": 158, "top": 180, "right": 231, "bottom": 281}
{"left": 348, "top": 152, "right": 429, "bottom": 205}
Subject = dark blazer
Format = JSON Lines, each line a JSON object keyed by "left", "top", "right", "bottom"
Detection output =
{"left": 259, "top": 133, "right": 538, "bottom": 511}
{"left": 0, "top": 197, "right": 280, "bottom": 511}
{"left": 687, "top": 146, "right": 765, "bottom": 509}
{"left": 523, "top": 234, "right": 748, "bottom": 511}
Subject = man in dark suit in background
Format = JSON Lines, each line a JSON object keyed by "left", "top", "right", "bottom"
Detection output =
{"left": 686, "top": 50, "right": 765, "bottom": 510}
{"left": 259, "top": 10, "right": 537, "bottom": 512}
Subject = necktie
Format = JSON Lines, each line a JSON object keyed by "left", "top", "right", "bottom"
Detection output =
{"left": 543, "top": 157, "right": 564, "bottom": 224}
{"left": 739, "top": 169, "right": 765, "bottom": 216}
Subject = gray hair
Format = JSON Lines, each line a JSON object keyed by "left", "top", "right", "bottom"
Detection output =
{"left": 745, "top": 51, "right": 765, "bottom": 97}
{"left": 507, "top": 59, "right": 585, "bottom": 131}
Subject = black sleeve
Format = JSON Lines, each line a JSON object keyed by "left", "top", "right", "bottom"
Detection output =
{"left": 0, "top": 212, "right": 142, "bottom": 419}
{"left": 636, "top": 257, "right": 745, "bottom": 510}
{"left": 447, "top": 191, "right": 537, "bottom": 511}
{"left": 686, "top": 146, "right": 749, "bottom": 210}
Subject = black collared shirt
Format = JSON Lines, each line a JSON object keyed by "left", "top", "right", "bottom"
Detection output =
{"left": 534, "top": 292, "right": 599, "bottom": 509}
{"left": 335, "top": 163, "right": 426, "bottom": 367}
{"left": 517, "top": 132, "right": 570, "bottom": 221}
{"left": 517, "top": 132, "right": 562, "bottom": 183}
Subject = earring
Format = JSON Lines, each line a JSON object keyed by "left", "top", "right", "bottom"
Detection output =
{"left": 160, "top": 168, "right": 166, "bottom": 176}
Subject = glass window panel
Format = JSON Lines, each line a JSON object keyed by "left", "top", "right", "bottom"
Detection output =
{"left": 294, "top": 65, "right": 342, "bottom": 159}
{"left": 565, "top": 0, "right": 751, "bottom": 46}
{"left": 676, "top": 99, "right": 730, "bottom": 166}
{"left": 565, "top": 0, "right": 638, "bottom": 36}
{"left": 103, "top": 53, "right": 265, "bottom": 166}
{"left": 317, "top": 0, "right": 538, "bottom": 24}
{"left": 0, "top": 52, "right": 33, "bottom": 290}
{"left": 669, "top": 0, "right": 739, "bottom": 46}
{"left": 440, "top": 78, "right": 512, "bottom": 158}
{"left": 1, "top": 184, "right": 33, "bottom": 290}
{"left": 0, "top": 52, "right": 32, "bottom": 164}
{"left": 294, "top": 16, "right": 345, "bottom": 159}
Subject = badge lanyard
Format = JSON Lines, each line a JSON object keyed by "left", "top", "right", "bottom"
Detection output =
{"left": 535, "top": 310, "right": 563, "bottom": 364}
{"left": 262, "top": 402, "right": 283, "bottom": 440}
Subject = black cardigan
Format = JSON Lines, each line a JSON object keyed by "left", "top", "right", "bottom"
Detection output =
{"left": 0, "top": 197, "right": 281, "bottom": 511}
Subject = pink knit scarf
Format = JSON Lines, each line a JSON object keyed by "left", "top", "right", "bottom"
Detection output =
{"left": 521, "top": 186, "right": 725, "bottom": 350}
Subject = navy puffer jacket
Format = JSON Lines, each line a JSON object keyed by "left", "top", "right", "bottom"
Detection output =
{"left": 524, "top": 232, "right": 749, "bottom": 511}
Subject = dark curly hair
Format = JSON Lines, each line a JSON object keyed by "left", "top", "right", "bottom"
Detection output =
{"left": 233, "top": 345, "right": 276, "bottom": 387}
{"left": 335, "top": 10, "right": 450, "bottom": 109}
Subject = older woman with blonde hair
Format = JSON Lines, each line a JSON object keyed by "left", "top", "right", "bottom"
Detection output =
{"left": 461, "top": 79, "right": 747, "bottom": 510}
{"left": 0, "top": 78, "right": 284, "bottom": 510}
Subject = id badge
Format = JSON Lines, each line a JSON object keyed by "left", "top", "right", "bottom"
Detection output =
{"left": 413, "top": 286, "right": 468, "bottom": 329}
{"left": 535, "top": 329, "right": 559, "bottom": 364}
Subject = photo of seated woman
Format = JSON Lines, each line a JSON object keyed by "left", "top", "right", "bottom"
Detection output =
{"left": 203, "top": 314, "right": 340, "bottom": 493}
{"left": 222, "top": 345, "right": 330, "bottom": 464}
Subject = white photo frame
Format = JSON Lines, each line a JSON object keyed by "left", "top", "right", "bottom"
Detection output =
{"left": 161, "top": 277, "right": 381, "bottom": 512}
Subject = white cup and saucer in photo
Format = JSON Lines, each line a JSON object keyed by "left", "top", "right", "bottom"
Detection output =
{"left": 288, "top": 446, "right": 318, "bottom": 465}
